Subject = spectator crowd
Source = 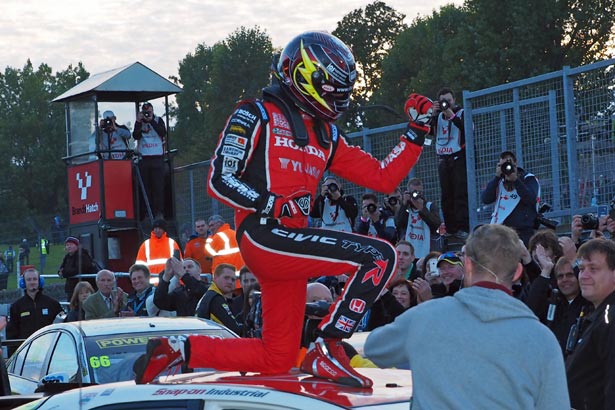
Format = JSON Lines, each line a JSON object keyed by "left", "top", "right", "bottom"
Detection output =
{"left": 2, "top": 81, "right": 614, "bottom": 408}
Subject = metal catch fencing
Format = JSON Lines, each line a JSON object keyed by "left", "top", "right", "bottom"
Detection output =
{"left": 464, "top": 58, "right": 615, "bottom": 229}
{"left": 174, "top": 59, "right": 615, "bottom": 236}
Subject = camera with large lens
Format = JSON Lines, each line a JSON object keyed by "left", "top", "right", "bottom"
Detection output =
{"left": 439, "top": 99, "right": 450, "bottom": 111}
{"left": 324, "top": 182, "right": 338, "bottom": 199}
{"left": 500, "top": 161, "right": 516, "bottom": 176}
{"left": 534, "top": 203, "right": 558, "bottom": 230}
{"left": 327, "top": 182, "right": 338, "bottom": 193}
{"left": 581, "top": 213, "right": 599, "bottom": 230}
{"left": 102, "top": 117, "right": 114, "bottom": 133}
{"left": 142, "top": 110, "right": 151, "bottom": 120}
{"left": 410, "top": 190, "right": 423, "bottom": 200}
{"left": 387, "top": 196, "right": 399, "bottom": 206}
{"left": 366, "top": 203, "right": 377, "bottom": 213}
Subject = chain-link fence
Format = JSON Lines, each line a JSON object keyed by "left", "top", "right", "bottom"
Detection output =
{"left": 465, "top": 59, "right": 615, "bottom": 229}
{"left": 173, "top": 122, "right": 440, "bottom": 238}
{"left": 174, "top": 59, "right": 615, "bottom": 237}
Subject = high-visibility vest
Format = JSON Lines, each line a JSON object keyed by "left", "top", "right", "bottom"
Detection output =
{"left": 135, "top": 232, "right": 181, "bottom": 284}
{"left": 204, "top": 223, "right": 244, "bottom": 273}
{"left": 40, "top": 239, "right": 49, "bottom": 255}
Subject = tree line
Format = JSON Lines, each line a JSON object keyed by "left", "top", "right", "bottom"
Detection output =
{"left": 0, "top": 0, "right": 613, "bottom": 243}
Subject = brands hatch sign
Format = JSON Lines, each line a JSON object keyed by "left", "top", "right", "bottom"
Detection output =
{"left": 68, "top": 162, "right": 101, "bottom": 224}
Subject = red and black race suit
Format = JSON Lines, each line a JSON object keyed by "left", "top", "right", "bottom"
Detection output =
{"left": 187, "top": 99, "right": 421, "bottom": 374}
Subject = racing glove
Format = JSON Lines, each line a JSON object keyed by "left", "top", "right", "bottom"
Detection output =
{"left": 258, "top": 190, "right": 312, "bottom": 220}
{"left": 403, "top": 93, "right": 433, "bottom": 147}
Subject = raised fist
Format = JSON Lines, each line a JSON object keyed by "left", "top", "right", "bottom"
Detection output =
{"left": 404, "top": 93, "right": 433, "bottom": 126}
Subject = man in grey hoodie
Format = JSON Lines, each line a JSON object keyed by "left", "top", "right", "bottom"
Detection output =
{"left": 365, "top": 224, "right": 569, "bottom": 410}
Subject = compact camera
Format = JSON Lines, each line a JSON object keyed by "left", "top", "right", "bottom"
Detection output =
{"left": 500, "top": 161, "right": 515, "bottom": 176}
{"left": 410, "top": 190, "right": 423, "bottom": 200}
{"left": 142, "top": 110, "right": 151, "bottom": 119}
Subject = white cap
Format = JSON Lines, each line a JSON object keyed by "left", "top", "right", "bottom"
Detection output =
{"left": 102, "top": 110, "right": 115, "bottom": 119}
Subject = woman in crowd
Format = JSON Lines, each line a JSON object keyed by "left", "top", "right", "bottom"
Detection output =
{"left": 64, "top": 281, "right": 95, "bottom": 322}
{"left": 390, "top": 279, "right": 416, "bottom": 310}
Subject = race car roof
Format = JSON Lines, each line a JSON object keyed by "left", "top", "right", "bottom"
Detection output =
{"left": 52, "top": 316, "right": 228, "bottom": 337}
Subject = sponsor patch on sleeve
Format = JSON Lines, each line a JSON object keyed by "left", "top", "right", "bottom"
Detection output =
{"left": 222, "top": 157, "right": 239, "bottom": 173}
{"left": 221, "top": 146, "right": 245, "bottom": 159}
{"left": 224, "top": 134, "right": 248, "bottom": 149}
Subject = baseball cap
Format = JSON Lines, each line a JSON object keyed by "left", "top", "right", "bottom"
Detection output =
{"left": 102, "top": 110, "right": 115, "bottom": 119}
{"left": 437, "top": 251, "right": 463, "bottom": 267}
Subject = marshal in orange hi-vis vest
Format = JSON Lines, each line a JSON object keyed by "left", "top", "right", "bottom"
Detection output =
{"left": 204, "top": 223, "right": 244, "bottom": 273}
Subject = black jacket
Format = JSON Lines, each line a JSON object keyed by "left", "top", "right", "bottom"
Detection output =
{"left": 154, "top": 273, "right": 208, "bottom": 316}
{"left": 195, "top": 283, "right": 242, "bottom": 335}
{"left": 566, "top": 290, "right": 615, "bottom": 410}
{"left": 525, "top": 275, "right": 592, "bottom": 353}
{"left": 58, "top": 249, "right": 97, "bottom": 296}
{"left": 310, "top": 193, "right": 358, "bottom": 230}
{"left": 355, "top": 208, "right": 397, "bottom": 244}
{"left": 64, "top": 308, "right": 85, "bottom": 322}
{"left": 395, "top": 201, "right": 442, "bottom": 242}
{"left": 132, "top": 116, "right": 167, "bottom": 140}
{"left": 367, "top": 292, "right": 408, "bottom": 331}
{"left": 7, "top": 291, "right": 63, "bottom": 340}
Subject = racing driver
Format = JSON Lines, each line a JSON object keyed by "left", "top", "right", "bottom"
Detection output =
{"left": 135, "top": 31, "right": 433, "bottom": 388}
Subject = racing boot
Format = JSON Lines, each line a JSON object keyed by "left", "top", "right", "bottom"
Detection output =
{"left": 300, "top": 338, "right": 373, "bottom": 388}
{"left": 133, "top": 335, "right": 189, "bottom": 384}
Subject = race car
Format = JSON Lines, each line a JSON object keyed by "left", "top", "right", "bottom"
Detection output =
{"left": 6, "top": 316, "right": 238, "bottom": 395}
{"left": 13, "top": 368, "right": 413, "bottom": 409}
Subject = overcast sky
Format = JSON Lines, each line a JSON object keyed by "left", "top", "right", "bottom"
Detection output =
{"left": 1, "top": 1, "right": 461, "bottom": 122}
{"left": 1, "top": 0, "right": 461, "bottom": 79}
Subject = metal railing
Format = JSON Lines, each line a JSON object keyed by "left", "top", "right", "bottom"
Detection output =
{"left": 173, "top": 59, "right": 615, "bottom": 236}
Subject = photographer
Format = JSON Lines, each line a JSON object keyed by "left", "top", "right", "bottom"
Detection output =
{"left": 396, "top": 178, "right": 441, "bottom": 258}
{"left": 310, "top": 176, "right": 358, "bottom": 232}
{"left": 570, "top": 212, "right": 615, "bottom": 248}
{"left": 98, "top": 110, "right": 131, "bottom": 159}
{"left": 383, "top": 187, "right": 402, "bottom": 217}
{"left": 355, "top": 193, "right": 397, "bottom": 244}
{"left": 430, "top": 87, "right": 469, "bottom": 239}
{"left": 481, "top": 150, "right": 539, "bottom": 246}
{"left": 133, "top": 102, "right": 167, "bottom": 219}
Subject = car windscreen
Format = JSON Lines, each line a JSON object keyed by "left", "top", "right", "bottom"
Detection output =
{"left": 83, "top": 329, "right": 234, "bottom": 384}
